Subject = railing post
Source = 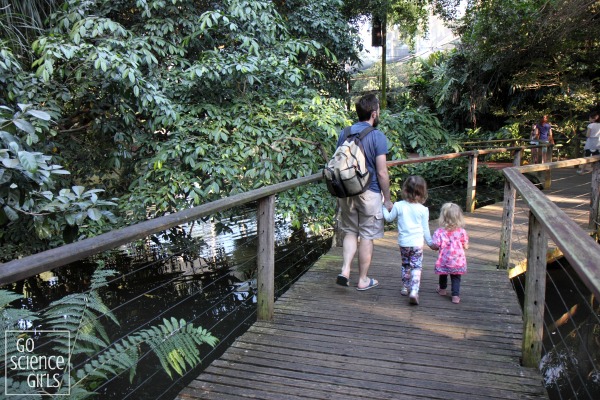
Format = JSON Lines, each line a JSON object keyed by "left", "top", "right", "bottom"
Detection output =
{"left": 543, "top": 144, "right": 552, "bottom": 189}
{"left": 499, "top": 178, "right": 516, "bottom": 269}
{"left": 499, "top": 149, "right": 521, "bottom": 269}
{"left": 257, "top": 195, "right": 275, "bottom": 321}
{"left": 513, "top": 148, "right": 522, "bottom": 167}
{"left": 521, "top": 211, "right": 548, "bottom": 368}
{"left": 590, "top": 162, "right": 600, "bottom": 238}
{"left": 466, "top": 151, "right": 478, "bottom": 213}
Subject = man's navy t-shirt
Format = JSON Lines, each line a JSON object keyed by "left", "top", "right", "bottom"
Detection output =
{"left": 536, "top": 122, "right": 552, "bottom": 141}
{"left": 336, "top": 121, "right": 388, "bottom": 193}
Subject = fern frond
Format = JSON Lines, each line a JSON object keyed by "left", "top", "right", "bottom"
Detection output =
{"left": 140, "top": 318, "right": 218, "bottom": 378}
{"left": 42, "top": 265, "right": 117, "bottom": 359}
{"left": 54, "top": 385, "right": 93, "bottom": 400}
{"left": 2, "top": 377, "right": 42, "bottom": 398}
{"left": 88, "top": 262, "right": 117, "bottom": 290}
{"left": 72, "top": 318, "right": 218, "bottom": 385}
{"left": 1, "top": 290, "right": 38, "bottom": 332}
{"left": 0, "top": 290, "right": 23, "bottom": 308}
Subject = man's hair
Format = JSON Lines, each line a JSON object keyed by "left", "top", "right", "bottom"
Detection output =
{"left": 401, "top": 175, "right": 428, "bottom": 204}
{"left": 355, "top": 94, "right": 379, "bottom": 121}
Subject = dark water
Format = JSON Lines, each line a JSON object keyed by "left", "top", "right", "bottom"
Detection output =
{"left": 511, "top": 260, "right": 600, "bottom": 400}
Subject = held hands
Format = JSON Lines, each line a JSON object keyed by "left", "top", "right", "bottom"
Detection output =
{"left": 384, "top": 200, "right": 393, "bottom": 212}
{"left": 429, "top": 244, "right": 439, "bottom": 251}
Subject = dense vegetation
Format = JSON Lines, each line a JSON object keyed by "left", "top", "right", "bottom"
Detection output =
{"left": 2, "top": 0, "right": 599, "bottom": 260}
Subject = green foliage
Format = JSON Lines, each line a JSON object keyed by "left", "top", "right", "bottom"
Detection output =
{"left": 0, "top": 104, "right": 118, "bottom": 260}
{"left": 343, "top": 0, "right": 430, "bottom": 42}
{"left": 0, "top": 0, "right": 367, "bottom": 258}
{"left": 380, "top": 107, "right": 461, "bottom": 158}
{"left": 0, "top": 262, "right": 218, "bottom": 398}
{"left": 410, "top": 0, "right": 600, "bottom": 135}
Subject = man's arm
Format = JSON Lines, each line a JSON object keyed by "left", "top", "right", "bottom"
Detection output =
{"left": 375, "top": 154, "right": 393, "bottom": 211}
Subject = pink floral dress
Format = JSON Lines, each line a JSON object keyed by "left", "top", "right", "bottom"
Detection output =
{"left": 433, "top": 227, "right": 469, "bottom": 274}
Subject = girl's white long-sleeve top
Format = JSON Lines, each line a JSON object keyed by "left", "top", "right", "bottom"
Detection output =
{"left": 383, "top": 200, "right": 434, "bottom": 247}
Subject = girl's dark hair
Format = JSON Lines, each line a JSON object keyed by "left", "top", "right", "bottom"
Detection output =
{"left": 402, "top": 175, "right": 428, "bottom": 204}
{"left": 590, "top": 111, "right": 600, "bottom": 122}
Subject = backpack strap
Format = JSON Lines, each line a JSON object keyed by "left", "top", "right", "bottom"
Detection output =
{"left": 343, "top": 126, "right": 376, "bottom": 141}
{"left": 341, "top": 126, "right": 352, "bottom": 141}
{"left": 358, "top": 126, "right": 375, "bottom": 140}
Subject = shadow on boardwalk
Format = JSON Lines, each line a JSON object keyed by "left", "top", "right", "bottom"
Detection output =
{"left": 178, "top": 168, "right": 593, "bottom": 400}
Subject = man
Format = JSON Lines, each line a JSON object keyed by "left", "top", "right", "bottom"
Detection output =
{"left": 335, "top": 94, "right": 393, "bottom": 290}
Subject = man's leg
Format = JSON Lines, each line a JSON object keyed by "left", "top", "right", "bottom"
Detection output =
{"left": 340, "top": 233, "right": 357, "bottom": 279}
{"left": 357, "top": 238, "right": 375, "bottom": 289}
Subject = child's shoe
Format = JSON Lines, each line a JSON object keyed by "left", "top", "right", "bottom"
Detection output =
{"left": 436, "top": 287, "right": 447, "bottom": 296}
{"left": 400, "top": 287, "right": 408, "bottom": 296}
{"left": 452, "top": 296, "right": 460, "bottom": 304}
{"left": 409, "top": 290, "right": 419, "bottom": 305}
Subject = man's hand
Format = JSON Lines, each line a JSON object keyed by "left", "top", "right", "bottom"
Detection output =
{"left": 384, "top": 200, "right": 393, "bottom": 212}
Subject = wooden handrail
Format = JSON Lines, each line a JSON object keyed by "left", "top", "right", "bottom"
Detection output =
{"left": 0, "top": 173, "right": 322, "bottom": 286}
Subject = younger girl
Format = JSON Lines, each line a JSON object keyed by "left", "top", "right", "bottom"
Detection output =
{"left": 433, "top": 203, "right": 469, "bottom": 304}
{"left": 383, "top": 175, "right": 437, "bottom": 305}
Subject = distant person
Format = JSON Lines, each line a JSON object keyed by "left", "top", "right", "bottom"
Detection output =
{"left": 528, "top": 120, "right": 539, "bottom": 163}
{"left": 382, "top": 175, "right": 437, "bottom": 305}
{"left": 335, "top": 94, "right": 393, "bottom": 291}
{"left": 578, "top": 111, "right": 600, "bottom": 174}
{"left": 433, "top": 203, "right": 469, "bottom": 304}
{"left": 532, "top": 115, "right": 554, "bottom": 163}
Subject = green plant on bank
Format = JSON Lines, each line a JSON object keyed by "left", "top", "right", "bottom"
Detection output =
{"left": 0, "top": 104, "right": 118, "bottom": 261}
{"left": 1, "top": 263, "right": 218, "bottom": 398}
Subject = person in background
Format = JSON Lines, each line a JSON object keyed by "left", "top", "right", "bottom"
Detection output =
{"left": 335, "top": 94, "right": 393, "bottom": 291}
{"left": 382, "top": 175, "right": 437, "bottom": 305}
{"left": 578, "top": 111, "right": 600, "bottom": 174}
{"left": 433, "top": 203, "right": 469, "bottom": 304}
{"left": 532, "top": 115, "right": 554, "bottom": 164}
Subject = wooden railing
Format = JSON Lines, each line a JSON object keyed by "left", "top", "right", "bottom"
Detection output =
{"left": 387, "top": 143, "right": 553, "bottom": 212}
{"left": 0, "top": 142, "right": 555, "bottom": 320}
{"left": 499, "top": 155, "right": 600, "bottom": 367}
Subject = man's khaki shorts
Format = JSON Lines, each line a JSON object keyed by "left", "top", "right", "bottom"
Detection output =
{"left": 338, "top": 189, "right": 384, "bottom": 240}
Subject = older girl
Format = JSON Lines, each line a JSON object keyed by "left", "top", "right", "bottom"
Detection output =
{"left": 383, "top": 176, "right": 437, "bottom": 305}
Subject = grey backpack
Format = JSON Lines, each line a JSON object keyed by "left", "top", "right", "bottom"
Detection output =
{"left": 323, "top": 126, "right": 374, "bottom": 198}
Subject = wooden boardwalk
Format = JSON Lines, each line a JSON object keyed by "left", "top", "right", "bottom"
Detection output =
{"left": 177, "top": 168, "right": 592, "bottom": 400}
